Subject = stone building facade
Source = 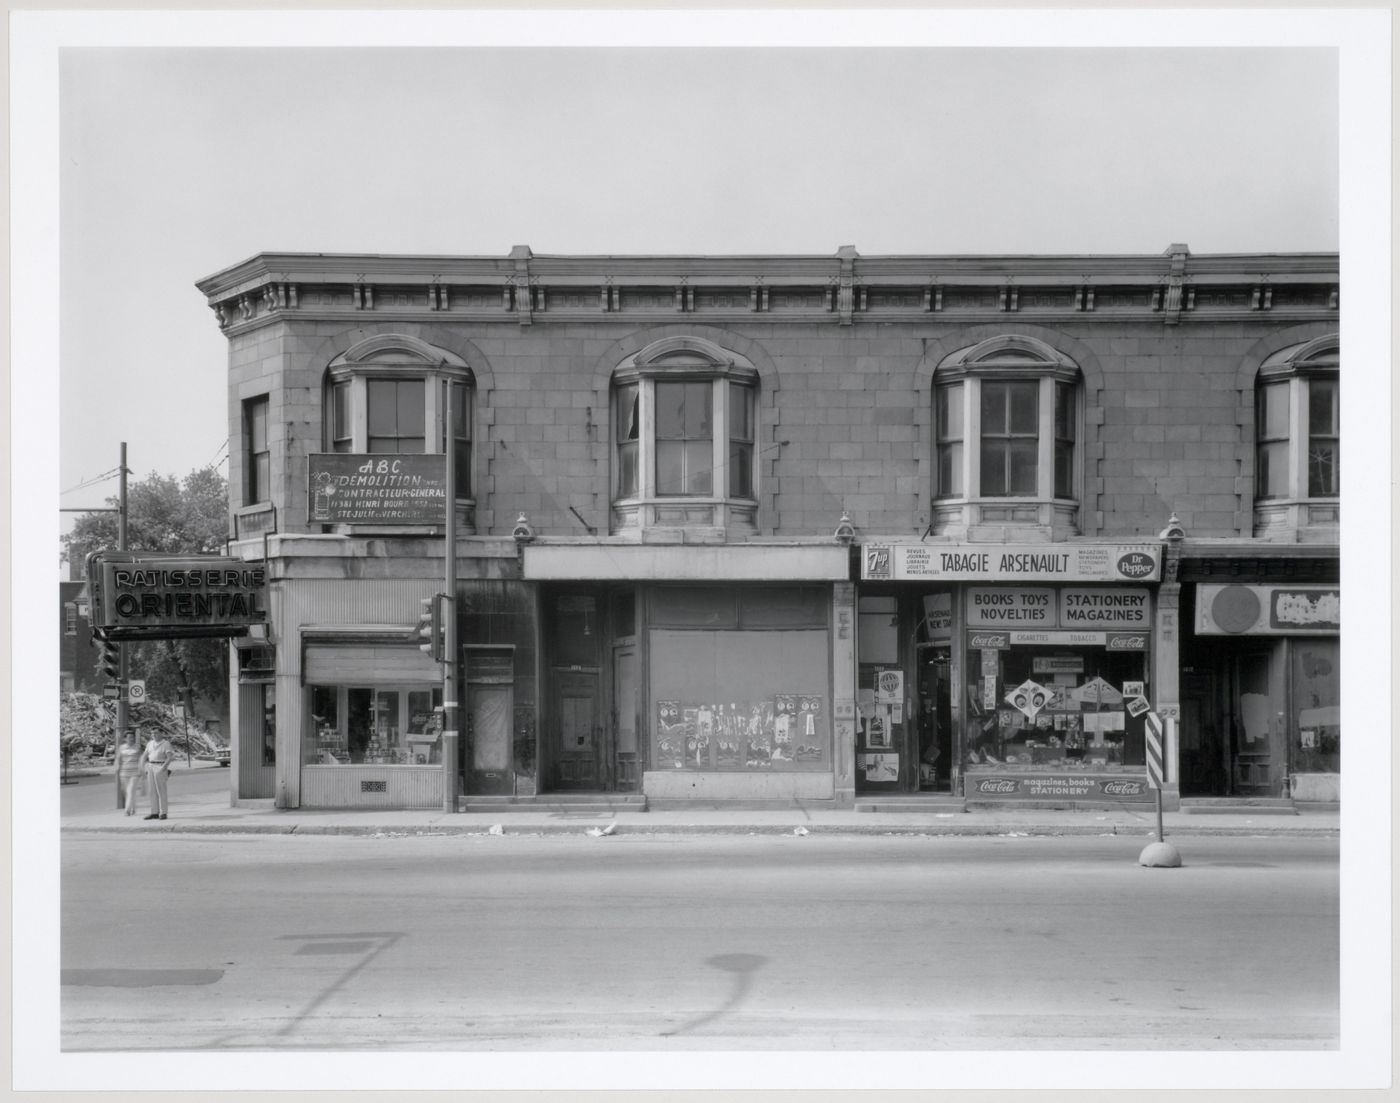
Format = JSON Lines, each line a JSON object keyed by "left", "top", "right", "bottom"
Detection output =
{"left": 198, "top": 245, "right": 1340, "bottom": 810}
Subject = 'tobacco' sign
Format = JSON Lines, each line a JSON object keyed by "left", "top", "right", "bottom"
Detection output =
{"left": 862, "top": 543, "right": 1162, "bottom": 582}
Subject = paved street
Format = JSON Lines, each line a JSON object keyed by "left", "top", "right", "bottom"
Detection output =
{"left": 61, "top": 832, "right": 1338, "bottom": 1052}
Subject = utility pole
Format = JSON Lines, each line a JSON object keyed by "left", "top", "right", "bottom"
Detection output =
{"left": 441, "top": 394, "right": 459, "bottom": 813}
{"left": 115, "top": 442, "right": 130, "bottom": 805}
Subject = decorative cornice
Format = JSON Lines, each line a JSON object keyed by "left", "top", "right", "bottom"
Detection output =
{"left": 195, "top": 246, "right": 1341, "bottom": 337}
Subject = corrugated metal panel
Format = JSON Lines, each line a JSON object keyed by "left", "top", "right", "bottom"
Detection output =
{"left": 303, "top": 644, "right": 438, "bottom": 684}
{"left": 237, "top": 683, "right": 275, "bottom": 798}
{"left": 300, "top": 766, "right": 443, "bottom": 809}
{"left": 283, "top": 580, "right": 442, "bottom": 631}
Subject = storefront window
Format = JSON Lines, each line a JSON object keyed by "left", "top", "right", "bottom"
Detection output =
{"left": 305, "top": 685, "right": 442, "bottom": 765}
{"left": 1291, "top": 640, "right": 1339, "bottom": 773}
{"left": 260, "top": 684, "right": 276, "bottom": 767}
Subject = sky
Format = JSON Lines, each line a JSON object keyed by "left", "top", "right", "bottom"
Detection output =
{"left": 53, "top": 39, "right": 1342, "bottom": 505}
{"left": 12, "top": 6, "right": 1393, "bottom": 1095}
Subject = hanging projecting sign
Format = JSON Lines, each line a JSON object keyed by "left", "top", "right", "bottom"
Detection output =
{"left": 307, "top": 454, "right": 447, "bottom": 525}
{"left": 87, "top": 551, "right": 267, "bottom": 639}
{"left": 862, "top": 543, "right": 1161, "bottom": 582}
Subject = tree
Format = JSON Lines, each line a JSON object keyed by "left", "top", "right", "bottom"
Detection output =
{"left": 62, "top": 466, "right": 232, "bottom": 724}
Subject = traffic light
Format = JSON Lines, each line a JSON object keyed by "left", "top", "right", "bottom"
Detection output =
{"left": 99, "top": 635, "right": 121, "bottom": 681}
{"left": 414, "top": 595, "right": 443, "bottom": 660}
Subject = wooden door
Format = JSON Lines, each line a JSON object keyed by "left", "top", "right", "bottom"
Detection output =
{"left": 552, "top": 670, "right": 600, "bottom": 789}
{"left": 1231, "top": 651, "right": 1278, "bottom": 795}
{"left": 1179, "top": 668, "right": 1227, "bottom": 796}
{"left": 613, "top": 646, "right": 639, "bottom": 791}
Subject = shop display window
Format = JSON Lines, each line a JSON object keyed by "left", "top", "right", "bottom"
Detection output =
{"left": 963, "top": 646, "right": 1148, "bottom": 772}
{"left": 305, "top": 685, "right": 442, "bottom": 766}
{"left": 1291, "top": 640, "right": 1340, "bottom": 773}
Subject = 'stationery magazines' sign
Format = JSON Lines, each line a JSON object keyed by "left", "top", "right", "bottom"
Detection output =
{"left": 307, "top": 454, "right": 447, "bottom": 525}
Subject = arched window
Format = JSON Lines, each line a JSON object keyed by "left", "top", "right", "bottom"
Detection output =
{"left": 932, "top": 336, "right": 1082, "bottom": 537}
{"left": 1253, "top": 335, "right": 1339, "bottom": 536}
{"left": 324, "top": 335, "right": 475, "bottom": 504}
{"left": 610, "top": 337, "right": 758, "bottom": 536}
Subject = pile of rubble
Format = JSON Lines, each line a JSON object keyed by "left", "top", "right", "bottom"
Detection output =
{"left": 60, "top": 693, "right": 224, "bottom": 759}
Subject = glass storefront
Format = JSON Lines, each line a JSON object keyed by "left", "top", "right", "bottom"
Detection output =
{"left": 305, "top": 684, "right": 443, "bottom": 765}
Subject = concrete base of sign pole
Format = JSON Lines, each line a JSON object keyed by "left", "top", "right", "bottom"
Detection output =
{"left": 1138, "top": 840, "right": 1183, "bottom": 868}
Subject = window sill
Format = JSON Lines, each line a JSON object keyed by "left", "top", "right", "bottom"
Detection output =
{"left": 611, "top": 498, "right": 758, "bottom": 539}
{"left": 930, "top": 499, "right": 1080, "bottom": 540}
{"left": 1253, "top": 500, "right": 1339, "bottom": 540}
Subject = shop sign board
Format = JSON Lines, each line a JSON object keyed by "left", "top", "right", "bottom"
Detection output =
{"left": 921, "top": 593, "right": 953, "bottom": 641}
{"left": 862, "top": 543, "right": 1161, "bottom": 582}
{"left": 1059, "top": 588, "right": 1150, "bottom": 628}
{"left": 1033, "top": 656, "right": 1085, "bottom": 674}
{"left": 965, "top": 774, "right": 1153, "bottom": 802}
{"left": 967, "top": 631, "right": 1010, "bottom": 650}
{"left": 1196, "top": 585, "right": 1340, "bottom": 636}
{"left": 307, "top": 453, "right": 447, "bottom": 525}
{"left": 967, "top": 588, "right": 1056, "bottom": 627}
{"left": 87, "top": 552, "right": 267, "bottom": 638}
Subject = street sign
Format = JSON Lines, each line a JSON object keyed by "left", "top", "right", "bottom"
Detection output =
{"left": 103, "top": 684, "right": 121, "bottom": 700}
{"left": 128, "top": 680, "right": 147, "bottom": 704}
{"left": 1144, "top": 711, "right": 1165, "bottom": 789}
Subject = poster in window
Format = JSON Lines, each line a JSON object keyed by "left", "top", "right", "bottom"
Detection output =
{"left": 656, "top": 700, "right": 687, "bottom": 768}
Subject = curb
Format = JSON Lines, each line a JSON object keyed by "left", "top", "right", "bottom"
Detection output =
{"left": 60, "top": 822, "right": 1340, "bottom": 839}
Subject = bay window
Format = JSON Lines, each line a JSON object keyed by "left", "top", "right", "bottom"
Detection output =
{"left": 1252, "top": 335, "right": 1339, "bottom": 535}
{"left": 611, "top": 337, "right": 759, "bottom": 536}
{"left": 323, "top": 335, "right": 475, "bottom": 517}
{"left": 932, "top": 336, "right": 1082, "bottom": 538}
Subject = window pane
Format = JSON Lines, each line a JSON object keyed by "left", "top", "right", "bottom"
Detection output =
{"left": 1008, "top": 382, "right": 1038, "bottom": 434}
{"left": 248, "top": 399, "right": 267, "bottom": 451}
{"left": 253, "top": 454, "right": 270, "bottom": 502}
{"left": 656, "top": 440, "right": 685, "bottom": 494}
{"left": 367, "top": 380, "right": 397, "bottom": 436}
{"left": 1309, "top": 378, "right": 1337, "bottom": 436}
{"left": 1007, "top": 439, "right": 1038, "bottom": 495}
{"left": 451, "top": 382, "right": 472, "bottom": 440}
{"left": 1055, "top": 382, "right": 1075, "bottom": 442}
{"left": 729, "top": 384, "right": 753, "bottom": 441}
{"left": 937, "top": 442, "right": 963, "bottom": 498}
{"left": 1308, "top": 442, "right": 1338, "bottom": 497}
{"left": 981, "top": 383, "right": 1007, "bottom": 435}
{"left": 936, "top": 383, "right": 963, "bottom": 442}
{"left": 685, "top": 440, "right": 712, "bottom": 494}
{"left": 396, "top": 380, "right": 425, "bottom": 439}
{"left": 454, "top": 440, "right": 472, "bottom": 497}
{"left": 1054, "top": 440, "right": 1074, "bottom": 499}
{"left": 729, "top": 441, "right": 753, "bottom": 498}
{"left": 618, "top": 440, "right": 638, "bottom": 497}
{"left": 1256, "top": 440, "right": 1289, "bottom": 498}
{"left": 980, "top": 441, "right": 1007, "bottom": 496}
{"left": 616, "top": 383, "right": 639, "bottom": 443}
{"left": 332, "top": 381, "right": 351, "bottom": 442}
{"left": 656, "top": 381, "right": 712, "bottom": 439}
{"left": 1257, "top": 382, "right": 1289, "bottom": 439}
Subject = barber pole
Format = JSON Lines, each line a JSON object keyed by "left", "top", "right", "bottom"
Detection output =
{"left": 1145, "top": 710, "right": 1166, "bottom": 843}
{"left": 1145, "top": 711, "right": 1166, "bottom": 790}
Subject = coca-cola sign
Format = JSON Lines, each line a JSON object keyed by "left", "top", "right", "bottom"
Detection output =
{"left": 1106, "top": 633, "right": 1149, "bottom": 651}
{"left": 967, "top": 632, "right": 1010, "bottom": 650}
{"left": 964, "top": 772, "right": 1154, "bottom": 802}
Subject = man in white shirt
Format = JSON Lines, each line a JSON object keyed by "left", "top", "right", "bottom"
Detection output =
{"left": 137, "top": 729, "right": 174, "bottom": 820}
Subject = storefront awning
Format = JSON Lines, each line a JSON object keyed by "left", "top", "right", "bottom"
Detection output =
{"left": 522, "top": 542, "right": 850, "bottom": 582}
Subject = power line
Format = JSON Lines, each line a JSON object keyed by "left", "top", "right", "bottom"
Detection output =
{"left": 60, "top": 467, "right": 121, "bottom": 496}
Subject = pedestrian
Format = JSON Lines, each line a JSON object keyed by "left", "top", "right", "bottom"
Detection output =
{"left": 116, "top": 732, "right": 143, "bottom": 816}
{"left": 137, "top": 727, "right": 175, "bottom": 820}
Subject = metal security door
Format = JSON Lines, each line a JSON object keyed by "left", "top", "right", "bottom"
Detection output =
{"left": 553, "top": 670, "right": 600, "bottom": 789}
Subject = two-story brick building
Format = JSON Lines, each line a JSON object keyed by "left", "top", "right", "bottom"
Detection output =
{"left": 196, "top": 245, "right": 1339, "bottom": 811}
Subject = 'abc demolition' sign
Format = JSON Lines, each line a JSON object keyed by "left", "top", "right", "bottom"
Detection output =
{"left": 308, "top": 454, "right": 448, "bottom": 525}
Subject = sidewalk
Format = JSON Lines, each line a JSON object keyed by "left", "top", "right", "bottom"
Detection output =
{"left": 61, "top": 764, "right": 1340, "bottom": 839}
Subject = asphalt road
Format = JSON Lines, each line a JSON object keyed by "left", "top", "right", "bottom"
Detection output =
{"left": 60, "top": 832, "right": 1338, "bottom": 1053}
